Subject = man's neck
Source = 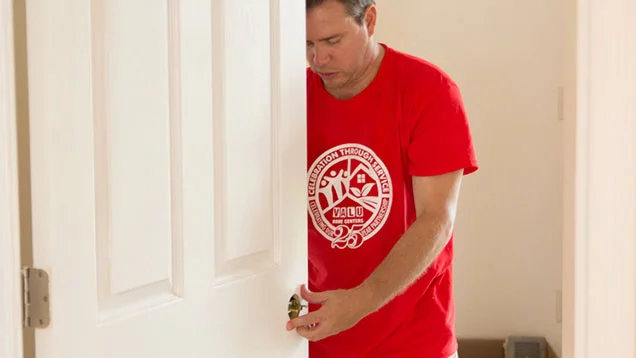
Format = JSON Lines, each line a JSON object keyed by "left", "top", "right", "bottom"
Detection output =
{"left": 328, "top": 42, "right": 385, "bottom": 100}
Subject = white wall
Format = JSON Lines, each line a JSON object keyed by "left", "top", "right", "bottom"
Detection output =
{"left": 375, "top": 0, "right": 565, "bottom": 355}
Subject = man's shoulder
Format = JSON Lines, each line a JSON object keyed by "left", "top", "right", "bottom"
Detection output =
{"left": 384, "top": 44, "right": 456, "bottom": 92}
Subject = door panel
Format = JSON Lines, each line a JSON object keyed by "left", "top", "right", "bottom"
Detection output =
{"left": 26, "top": 0, "right": 307, "bottom": 357}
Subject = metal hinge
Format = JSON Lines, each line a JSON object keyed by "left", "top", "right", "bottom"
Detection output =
{"left": 21, "top": 267, "right": 50, "bottom": 329}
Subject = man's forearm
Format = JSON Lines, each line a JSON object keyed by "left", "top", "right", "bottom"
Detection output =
{"left": 356, "top": 211, "right": 454, "bottom": 314}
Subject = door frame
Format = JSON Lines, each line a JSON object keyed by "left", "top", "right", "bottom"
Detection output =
{"left": 1, "top": 0, "right": 634, "bottom": 357}
{"left": 0, "top": 0, "right": 24, "bottom": 357}
{"left": 561, "top": 0, "right": 636, "bottom": 356}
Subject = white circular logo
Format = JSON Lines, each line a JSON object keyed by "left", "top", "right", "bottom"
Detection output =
{"left": 307, "top": 143, "right": 393, "bottom": 249}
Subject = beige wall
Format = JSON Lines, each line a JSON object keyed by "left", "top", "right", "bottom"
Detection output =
{"left": 375, "top": 0, "right": 564, "bottom": 355}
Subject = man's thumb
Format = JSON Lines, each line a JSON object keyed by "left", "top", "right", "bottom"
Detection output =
{"left": 300, "top": 284, "right": 326, "bottom": 304}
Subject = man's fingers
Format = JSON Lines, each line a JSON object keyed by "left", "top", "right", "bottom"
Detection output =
{"left": 296, "top": 324, "right": 323, "bottom": 341}
{"left": 290, "top": 311, "right": 320, "bottom": 329}
{"left": 300, "top": 284, "right": 327, "bottom": 304}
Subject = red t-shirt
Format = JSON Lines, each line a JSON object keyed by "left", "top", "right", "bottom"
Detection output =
{"left": 306, "top": 44, "right": 478, "bottom": 357}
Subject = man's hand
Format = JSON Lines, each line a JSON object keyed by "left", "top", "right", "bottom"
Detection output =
{"left": 285, "top": 284, "right": 371, "bottom": 341}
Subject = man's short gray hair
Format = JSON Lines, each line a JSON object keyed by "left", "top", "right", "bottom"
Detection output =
{"left": 306, "top": 0, "right": 375, "bottom": 24}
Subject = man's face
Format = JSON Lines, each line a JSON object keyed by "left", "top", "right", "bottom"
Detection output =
{"left": 306, "top": 1, "right": 375, "bottom": 92}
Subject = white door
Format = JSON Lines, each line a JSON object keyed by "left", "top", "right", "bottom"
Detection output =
{"left": 24, "top": 1, "right": 308, "bottom": 357}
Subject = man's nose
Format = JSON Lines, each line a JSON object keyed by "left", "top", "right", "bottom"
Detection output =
{"left": 311, "top": 47, "right": 330, "bottom": 67}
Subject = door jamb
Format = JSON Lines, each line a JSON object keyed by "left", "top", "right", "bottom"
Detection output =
{"left": 0, "top": 0, "right": 24, "bottom": 357}
{"left": 562, "top": 0, "right": 636, "bottom": 356}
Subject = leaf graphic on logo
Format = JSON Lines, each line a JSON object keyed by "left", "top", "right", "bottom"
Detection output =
{"left": 361, "top": 183, "right": 374, "bottom": 196}
{"left": 351, "top": 187, "right": 362, "bottom": 197}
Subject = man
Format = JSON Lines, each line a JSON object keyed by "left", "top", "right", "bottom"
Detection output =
{"left": 286, "top": 0, "right": 478, "bottom": 357}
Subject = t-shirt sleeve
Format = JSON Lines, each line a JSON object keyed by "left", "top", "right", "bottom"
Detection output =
{"left": 407, "top": 79, "right": 478, "bottom": 177}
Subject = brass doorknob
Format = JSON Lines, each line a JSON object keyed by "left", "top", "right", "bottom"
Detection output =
{"left": 288, "top": 294, "right": 307, "bottom": 319}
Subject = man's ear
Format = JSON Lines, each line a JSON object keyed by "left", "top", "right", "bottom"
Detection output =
{"left": 364, "top": 5, "right": 378, "bottom": 36}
